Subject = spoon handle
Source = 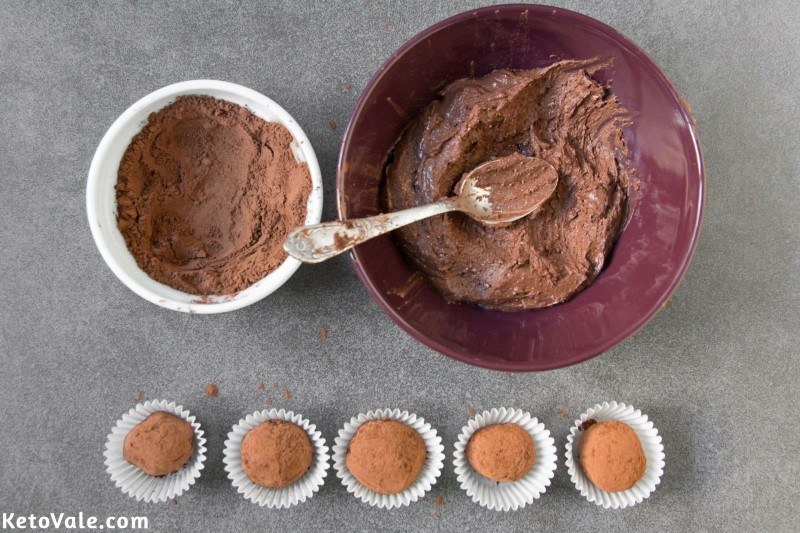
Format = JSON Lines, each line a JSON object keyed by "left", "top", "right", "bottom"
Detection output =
{"left": 284, "top": 200, "right": 456, "bottom": 263}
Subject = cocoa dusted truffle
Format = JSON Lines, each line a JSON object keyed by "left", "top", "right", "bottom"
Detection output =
{"left": 345, "top": 419, "right": 426, "bottom": 494}
{"left": 579, "top": 420, "right": 646, "bottom": 492}
{"left": 241, "top": 420, "right": 314, "bottom": 488}
{"left": 123, "top": 412, "right": 194, "bottom": 476}
{"left": 466, "top": 423, "right": 535, "bottom": 482}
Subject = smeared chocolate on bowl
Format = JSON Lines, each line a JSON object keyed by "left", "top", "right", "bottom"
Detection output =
{"left": 383, "top": 59, "right": 632, "bottom": 310}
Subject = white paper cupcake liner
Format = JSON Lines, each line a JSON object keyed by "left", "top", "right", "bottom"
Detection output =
{"left": 453, "top": 407, "right": 557, "bottom": 511}
{"left": 565, "top": 401, "right": 665, "bottom": 509}
{"left": 333, "top": 408, "right": 445, "bottom": 509}
{"left": 223, "top": 409, "right": 329, "bottom": 508}
{"left": 104, "top": 400, "right": 207, "bottom": 503}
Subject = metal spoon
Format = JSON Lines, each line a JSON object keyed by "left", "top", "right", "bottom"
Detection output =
{"left": 284, "top": 154, "right": 558, "bottom": 264}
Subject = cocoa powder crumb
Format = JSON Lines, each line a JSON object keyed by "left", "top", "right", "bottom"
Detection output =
{"left": 435, "top": 494, "right": 444, "bottom": 507}
{"left": 135, "top": 391, "right": 143, "bottom": 403}
{"left": 171, "top": 499, "right": 177, "bottom": 505}
{"left": 258, "top": 382, "right": 265, "bottom": 390}
{"left": 321, "top": 327, "right": 329, "bottom": 341}
{"left": 467, "top": 403, "right": 476, "bottom": 415}
{"left": 267, "top": 399, "right": 273, "bottom": 406}
{"left": 328, "top": 120, "right": 337, "bottom": 131}
{"left": 284, "top": 389, "right": 292, "bottom": 400}
{"left": 204, "top": 384, "right": 219, "bottom": 397}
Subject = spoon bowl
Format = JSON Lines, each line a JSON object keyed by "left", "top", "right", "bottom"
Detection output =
{"left": 284, "top": 155, "right": 557, "bottom": 263}
{"left": 454, "top": 154, "right": 558, "bottom": 225}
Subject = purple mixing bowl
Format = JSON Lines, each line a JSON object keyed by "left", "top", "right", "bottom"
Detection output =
{"left": 337, "top": 4, "right": 704, "bottom": 371}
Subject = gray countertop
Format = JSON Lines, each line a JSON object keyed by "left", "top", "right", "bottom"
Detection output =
{"left": 1, "top": 1, "right": 798, "bottom": 531}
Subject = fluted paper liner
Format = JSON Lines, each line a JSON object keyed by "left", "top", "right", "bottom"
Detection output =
{"left": 333, "top": 408, "right": 445, "bottom": 509}
{"left": 223, "top": 409, "right": 329, "bottom": 508}
{"left": 104, "top": 400, "right": 207, "bottom": 503}
{"left": 565, "top": 401, "right": 665, "bottom": 509}
{"left": 453, "top": 407, "right": 557, "bottom": 511}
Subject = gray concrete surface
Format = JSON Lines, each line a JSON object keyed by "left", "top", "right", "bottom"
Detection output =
{"left": 1, "top": 1, "right": 799, "bottom": 531}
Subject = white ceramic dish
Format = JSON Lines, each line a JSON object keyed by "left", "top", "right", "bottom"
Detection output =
{"left": 86, "top": 80, "right": 323, "bottom": 313}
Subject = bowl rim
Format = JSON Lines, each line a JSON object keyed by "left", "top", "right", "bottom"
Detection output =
{"left": 87, "top": 79, "right": 323, "bottom": 314}
{"left": 336, "top": 3, "right": 705, "bottom": 371}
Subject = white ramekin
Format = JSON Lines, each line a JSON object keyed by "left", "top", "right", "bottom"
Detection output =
{"left": 86, "top": 80, "right": 323, "bottom": 313}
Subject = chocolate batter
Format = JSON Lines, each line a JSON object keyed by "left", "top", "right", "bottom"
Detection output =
{"left": 383, "top": 60, "right": 631, "bottom": 310}
{"left": 116, "top": 95, "right": 312, "bottom": 296}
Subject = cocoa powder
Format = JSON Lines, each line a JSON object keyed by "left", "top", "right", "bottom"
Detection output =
{"left": 116, "top": 95, "right": 312, "bottom": 295}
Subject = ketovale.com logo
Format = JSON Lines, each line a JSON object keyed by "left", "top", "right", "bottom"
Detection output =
{"left": 2, "top": 513, "right": 148, "bottom": 530}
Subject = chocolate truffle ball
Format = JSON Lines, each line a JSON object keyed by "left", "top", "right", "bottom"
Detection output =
{"left": 123, "top": 411, "right": 194, "bottom": 477}
{"left": 241, "top": 420, "right": 314, "bottom": 488}
{"left": 345, "top": 419, "right": 426, "bottom": 494}
{"left": 466, "top": 423, "right": 535, "bottom": 482}
{"left": 579, "top": 420, "right": 646, "bottom": 492}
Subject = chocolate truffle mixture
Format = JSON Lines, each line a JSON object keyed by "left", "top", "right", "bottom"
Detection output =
{"left": 383, "top": 60, "right": 631, "bottom": 310}
{"left": 116, "top": 95, "right": 312, "bottom": 296}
